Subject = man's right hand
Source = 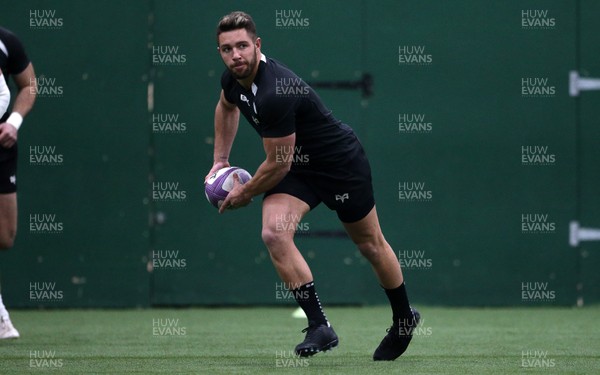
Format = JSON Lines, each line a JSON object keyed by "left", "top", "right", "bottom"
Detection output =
{"left": 0, "top": 123, "right": 18, "bottom": 149}
{"left": 204, "top": 161, "right": 231, "bottom": 183}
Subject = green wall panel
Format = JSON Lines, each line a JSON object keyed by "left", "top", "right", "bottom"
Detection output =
{"left": 577, "top": 0, "right": 600, "bottom": 304}
{"left": 0, "top": 0, "right": 594, "bottom": 307}
{"left": 364, "top": 0, "right": 577, "bottom": 305}
{"left": 0, "top": 1, "right": 150, "bottom": 307}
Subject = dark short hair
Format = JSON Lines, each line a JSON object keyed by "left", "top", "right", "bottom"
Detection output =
{"left": 216, "top": 11, "right": 257, "bottom": 45}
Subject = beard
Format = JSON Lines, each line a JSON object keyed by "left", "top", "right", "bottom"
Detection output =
{"left": 229, "top": 48, "right": 258, "bottom": 79}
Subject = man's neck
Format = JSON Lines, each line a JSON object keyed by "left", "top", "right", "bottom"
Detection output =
{"left": 237, "top": 76, "right": 254, "bottom": 90}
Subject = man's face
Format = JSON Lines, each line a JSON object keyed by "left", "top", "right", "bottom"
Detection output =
{"left": 217, "top": 29, "right": 260, "bottom": 80}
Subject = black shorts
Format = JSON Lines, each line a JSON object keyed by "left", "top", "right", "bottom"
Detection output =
{"left": 0, "top": 144, "right": 17, "bottom": 194}
{"left": 264, "top": 146, "right": 375, "bottom": 223}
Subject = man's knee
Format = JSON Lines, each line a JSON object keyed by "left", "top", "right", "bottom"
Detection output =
{"left": 355, "top": 235, "right": 388, "bottom": 261}
{"left": 261, "top": 223, "right": 298, "bottom": 266}
{"left": 261, "top": 224, "right": 293, "bottom": 249}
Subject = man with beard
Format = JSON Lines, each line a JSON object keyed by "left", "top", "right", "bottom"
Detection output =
{"left": 206, "top": 11, "right": 420, "bottom": 360}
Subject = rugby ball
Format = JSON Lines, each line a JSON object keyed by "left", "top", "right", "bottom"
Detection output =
{"left": 205, "top": 167, "right": 252, "bottom": 209}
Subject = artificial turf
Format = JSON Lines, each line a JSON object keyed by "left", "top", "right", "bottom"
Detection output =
{"left": 1, "top": 306, "right": 598, "bottom": 374}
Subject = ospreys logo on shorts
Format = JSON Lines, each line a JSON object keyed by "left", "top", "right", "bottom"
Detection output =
{"left": 335, "top": 193, "right": 349, "bottom": 203}
{"left": 10, "top": 175, "right": 16, "bottom": 185}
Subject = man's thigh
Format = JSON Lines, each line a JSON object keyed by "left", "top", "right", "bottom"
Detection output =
{"left": 262, "top": 193, "right": 311, "bottom": 235}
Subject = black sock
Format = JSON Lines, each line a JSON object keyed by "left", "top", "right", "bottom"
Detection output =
{"left": 383, "top": 282, "right": 413, "bottom": 325}
{"left": 293, "top": 281, "right": 328, "bottom": 327}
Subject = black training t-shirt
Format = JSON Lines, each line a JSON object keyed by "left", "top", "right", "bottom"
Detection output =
{"left": 0, "top": 26, "right": 30, "bottom": 161}
{"left": 221, "top": 55, "right": 361, "bottom": 170}
{"left": 0, "top": 26, "right": 31, "bottom": 122}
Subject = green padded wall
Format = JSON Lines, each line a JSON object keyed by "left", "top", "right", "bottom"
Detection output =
{"left": 1, "top": 1, "right": 151, "bottom": 307}
{"left": 577, "top": 0, "right": 600, "bottom": 304}
{"left": 0, "top": 0, "right": 597, "bottom": 307}
{"left": 363, "top": 0, "right": 578, "bottom": 306}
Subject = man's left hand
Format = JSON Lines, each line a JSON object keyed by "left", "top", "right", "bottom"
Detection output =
{"left": 219, "top": 173, "right": 252, "bottom": 214}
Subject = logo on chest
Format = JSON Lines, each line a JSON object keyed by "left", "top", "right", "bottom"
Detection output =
{"left": 239, "top": 93, "right": 258, "bottom": 118}
{"left": 240, "top": 94, "right": 251, "bottom": 107}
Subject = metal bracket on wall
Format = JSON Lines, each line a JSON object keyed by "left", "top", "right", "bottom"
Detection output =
{"left": 569, "top": 221, "right": 600, "bottom": 247}
{"left": 569, "top": 71, "right": 600, "bottom": 97}
{"left": 307, "top": 73, "right": 373, "bottom": 98}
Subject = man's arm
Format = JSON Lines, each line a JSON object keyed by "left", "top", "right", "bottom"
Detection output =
{"left": 0, "top": 63, "right": 36, "bottom": 149}
{"left": 205, "top": 89, "right": 240, "bottom": 180}
{"left": 0, "top": 70, "right": 10, "bottom": 116}
{"left": 10, "top": 63, "right": 36, "bottom": 118}
{"left": 219, "top": 133, "right": 295, "bottom": 213}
